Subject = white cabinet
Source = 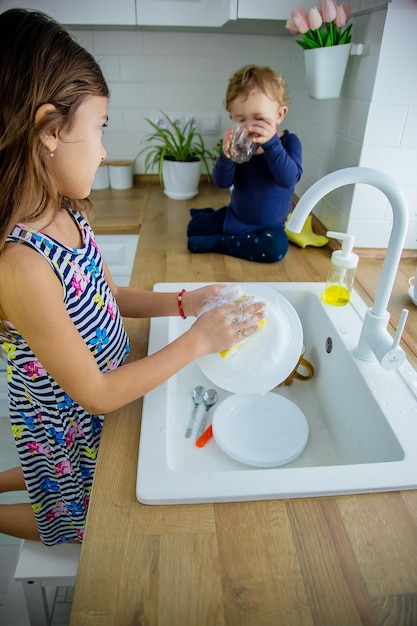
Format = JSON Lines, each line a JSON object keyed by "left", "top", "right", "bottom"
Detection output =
{"left": 0, "top": 0, "right": 136, "bottom": 26}
{"left": 237, "top": 0, "right": 316, "bottom": 20}
{"left": 1, "top": 0, "right": 320, "bottom": 26}
{"left": 95, "top": 235, "right": 139, "bottom": 287}
{"left": 136, "top": 0, "right": 237, "bottom": 27}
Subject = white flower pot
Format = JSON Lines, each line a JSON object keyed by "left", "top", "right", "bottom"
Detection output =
{"left": 91, "top": 161, "right": 110, "bottom": 190}
{"left": 304, "top": 43, "right": 351, "bottom": 100}
{"left": 108, "top": 160, "right": 133, "bottom": 189}
{"left": 162, "top": 159, "right": 201, "bottom": 200}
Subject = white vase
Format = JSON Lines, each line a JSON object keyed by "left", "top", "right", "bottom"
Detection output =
{"left": 304, "top": 43, "right": 351, "bottom": 100}
{"left": 91, "top": 161, "right": 110, "bottom": 190}
{"left": 108, "top": 160, "right": 133, "bottom": 189}
{"left": 162, "top": 159, "right": 201, "bottom": 200}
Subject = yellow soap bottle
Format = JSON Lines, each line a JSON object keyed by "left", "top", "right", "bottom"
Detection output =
{"left": 323, "top": 231, "right": 359, "bottom": 306}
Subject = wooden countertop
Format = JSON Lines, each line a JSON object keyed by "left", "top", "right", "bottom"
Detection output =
{"left": 89, "top": 182, "right": 148, "bottom": 235}
{"left": 70, "top": 182, "right": 417, "bottom": 626}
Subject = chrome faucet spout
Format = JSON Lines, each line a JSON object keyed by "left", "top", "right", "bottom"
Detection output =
{"left": 287, "top": 167, "right": 409, "bottom": 370}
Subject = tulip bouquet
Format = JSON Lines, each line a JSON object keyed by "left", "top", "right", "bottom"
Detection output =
{"left": 286, "top": 0, "right": 352, "bottom": 49}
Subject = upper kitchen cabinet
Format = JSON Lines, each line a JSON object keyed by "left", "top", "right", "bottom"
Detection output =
{"left": 237, "top": 0, "right": 317, "bottom": 20}
{"left": 0, "top": 0, "right": 136, "bottom": 26}
{"left": 136, "top": 0, "right": 237, "bottom": 27}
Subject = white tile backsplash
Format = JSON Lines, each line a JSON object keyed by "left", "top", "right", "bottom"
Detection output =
{"left": 168, "top": 55, "right": 217, "bottom": 82}
{"left": 363, "top": 103, "right": 407, "bottom": 146}
{"left": 402, "top": 107, "right": 417, "bottom": 147}
{"left": 71, "top": 1, "right": 417, "bottom": 249}
{"left": 120, "top": 55, "right": 169, "bottom": 82}
{"left": 350, "top": 218, "right": 397, "bottom": 248}
{"left": 108, "top": 81, "right": 146, "bottom": 108}
{"left": 98, "top": 55, "right": 121, "bottom": 81}
{"left": 93, "top": 29, "right": 144, "bottom": 54}
{"left": 360, "top": 145, "right": 417, "bottom": 185}
{"left": 143, "top": 30, "right": 193, "bottom": 56}
{"left": 350, "top": 185, "right": 389, "bottom": 222}
{"left": 373, "top": 56, "right": 417, "bottom": 104}
{"left": 379, "top": 7, "right": 417, "bottom": 57}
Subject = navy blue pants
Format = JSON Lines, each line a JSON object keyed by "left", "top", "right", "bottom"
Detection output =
{"left": 187, "top": 206, "right": 288, "bottom": 264}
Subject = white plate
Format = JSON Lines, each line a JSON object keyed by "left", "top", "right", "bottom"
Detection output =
{"left": 212, "top": 393, "right": 309, "bottom": 468}
{"left": 196, "top": 284, "right": 303, "bottom": 394}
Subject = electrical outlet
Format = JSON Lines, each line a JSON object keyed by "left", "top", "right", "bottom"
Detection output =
{"left": 152, "top": 113, "right": 186, "bottom": 129}
{"left": 192, "top": 114, "right": 220, "bottom": 135}
{"left": 172, "top": 114, "right": 186, "bottom": 129}
{"left": 199, "top": 115, "right": 220, "bottom": 135}
{"left": 151, "top": 112, "right": 220, "bottom": 135}
{"left": 152, "top": 114, "right": 167, "bottom": 128}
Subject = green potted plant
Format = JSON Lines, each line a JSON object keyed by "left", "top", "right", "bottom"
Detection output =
{"left": 136, "top": 112, "right": 215, "bottom": 200}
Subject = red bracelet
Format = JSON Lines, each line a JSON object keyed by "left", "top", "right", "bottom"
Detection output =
{"left": 177, "top": 289, "right": 187, "bottom": 319}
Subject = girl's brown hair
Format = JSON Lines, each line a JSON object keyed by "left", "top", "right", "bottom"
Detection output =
{"left": 0, "top": 9, "right": 109, "bottom": 254}
{"left": 224, "top": 65, "right": 290, "bottom": 112}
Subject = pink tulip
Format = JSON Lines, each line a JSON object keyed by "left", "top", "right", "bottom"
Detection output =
{"left": 293, "top": 13, "right": 310, "bottom": 34}
{"left": 342, "top": 3, "right": 351, "bottom": 20}
{"left": 335, "top": 5, "right": 347, "bottom": 27}
{"left": 320, "top": 0, "right": 337, "bottom": 22}
{"left": 308, "top": 7, "right": 323, "bottom": 30}
{"left": 291, "top": 8, "right": 309, "bottom": 20}
{"left": 285, "top": 19, "right": 299, "bottom": 35}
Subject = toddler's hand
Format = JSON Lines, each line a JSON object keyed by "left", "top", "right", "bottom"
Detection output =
{"left": 221, "top": 128, "right": 234, "bottom": 159}
{"left": 247, "top": 118, "right": 277, "bottom": 145}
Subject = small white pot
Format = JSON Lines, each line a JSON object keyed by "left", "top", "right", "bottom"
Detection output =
{"left": 304, "top": 43, "right": 351, "bottom": 100}
{"left": 91, "top": 162, "right": 110, "bottom": 190}
{"left": 162, "top": 159, "right": 201, "bottom": 200}
{"left": 108, "top": 160, "right": 133, "bottom": 189}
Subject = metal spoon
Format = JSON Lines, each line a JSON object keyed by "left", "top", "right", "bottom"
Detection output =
{"left": 196, "top": 389, "right": 218, "bottom": 440}
{"left": 185, "top": 385, "right": 206, "bottom": 438}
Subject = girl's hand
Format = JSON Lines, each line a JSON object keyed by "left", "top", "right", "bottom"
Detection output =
{"left": 187, "top": 297, "right": 266, "bottom": 357}
{"left": 182, "top": 284, "right": 227, "bottom": 318}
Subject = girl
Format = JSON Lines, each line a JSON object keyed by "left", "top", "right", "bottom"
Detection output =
{"left": 0, "top": 9, "right": 264, "bottom": 546}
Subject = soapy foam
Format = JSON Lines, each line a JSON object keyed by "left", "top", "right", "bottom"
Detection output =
{"left": 198, "top": 284, "right": 266, "bottom": 359}
{"left": 219, "top": 318, "right": 266, "bottom": 358}
{"left": 198, "top": 284, "right": 245, "bottom": 315}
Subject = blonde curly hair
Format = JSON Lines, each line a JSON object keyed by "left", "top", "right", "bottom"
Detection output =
{"left": 224, "top": 65, "right": 290, "bottom": 111}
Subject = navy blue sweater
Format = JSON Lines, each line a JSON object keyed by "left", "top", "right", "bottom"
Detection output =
{"left": 212, "top": 130, "right": 302, "bottom": 235}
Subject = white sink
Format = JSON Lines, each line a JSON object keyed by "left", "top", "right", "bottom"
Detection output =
{"left": 136, "top": 283, "right": 417, "bottom": 504}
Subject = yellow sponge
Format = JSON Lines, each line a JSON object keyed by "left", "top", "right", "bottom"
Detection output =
{"left": 285, "top": 214, "right": 329, "bottom": 248}
{"left": 219, "top": 318, "right": 266, "bottom": 359}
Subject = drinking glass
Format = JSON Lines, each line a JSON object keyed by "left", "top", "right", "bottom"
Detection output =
{"left": 228, "top": 126, "right": 258, "bottom": 164}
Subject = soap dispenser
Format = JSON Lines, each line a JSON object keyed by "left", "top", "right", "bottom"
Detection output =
{"left": 323, "top": 231, "right": 359, "bottom": 306}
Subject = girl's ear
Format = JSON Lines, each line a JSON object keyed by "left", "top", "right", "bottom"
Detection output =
{"left": 34, "top": 103, "right": 58, "bottom": 154}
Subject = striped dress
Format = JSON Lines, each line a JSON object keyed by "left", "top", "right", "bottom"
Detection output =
{"left": 1, "top": 209, "right": 130, "bottom": 545}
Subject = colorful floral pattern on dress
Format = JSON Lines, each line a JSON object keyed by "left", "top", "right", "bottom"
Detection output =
{"left": 2, "top": 210, "right": 130, "bottom": 545}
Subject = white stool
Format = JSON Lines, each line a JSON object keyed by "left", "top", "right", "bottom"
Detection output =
{"left": 14, "top": 540, "right": 81, "bottom": 626}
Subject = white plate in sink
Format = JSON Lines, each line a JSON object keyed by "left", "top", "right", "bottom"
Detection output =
{"left": 212, "top": 393, "right": 309, "bottom": 468}
{"left": 196, "top": 284, "right": 303, "bottom": 394}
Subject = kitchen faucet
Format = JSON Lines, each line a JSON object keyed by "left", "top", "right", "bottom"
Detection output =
{"left": 287, "top": 167, "right": 409, "bottom": 370}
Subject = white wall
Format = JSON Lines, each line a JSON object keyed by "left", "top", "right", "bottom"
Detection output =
{"left": 273, "top": 8, "right": 387, "bottom": 238}
{"left": 70, "top": 0, "right": 417, "bottom": 249}
{"left": 71, "top": 27, "right": 290, "bottom": 164}
{"left": 351, "top": 0, "right": 417, "bottom": 248}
